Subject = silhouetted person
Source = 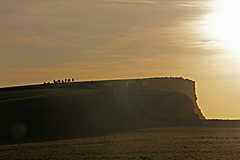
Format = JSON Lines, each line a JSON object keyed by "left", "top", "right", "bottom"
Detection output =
{"left": 53, "top": 80, "right": 56, "bottom": 84}
{"left": 72, "top": 78, "right": 74, "bottom": 82}
{"left": 62, "top": 80, "right": 64, "bottom": 83}
{"left": 68, "top": 79, "right": 70, "bottom": 83}
{"left": 58, "top": 79, "right": 61, "bottom": 83}
{"left": 65, "top": 79, "right": 67, "bottom": 83}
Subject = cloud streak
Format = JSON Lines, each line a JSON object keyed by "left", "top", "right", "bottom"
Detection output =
{"left": 0, "top": 0, "right": 215, "bottom": 86}
{"left": 102, "top": 0, "right": 158, "bottom": 4}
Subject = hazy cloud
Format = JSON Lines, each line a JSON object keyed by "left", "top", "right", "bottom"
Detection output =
{"left": 101, "top": 0, "right": 158, "bottom": 4}
{"left": 0, "top": 0, "right": 215, "bottom": 85}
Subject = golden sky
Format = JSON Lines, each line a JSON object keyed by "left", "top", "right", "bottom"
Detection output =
{"left": 1, "top": 0, "right": 240, "bottom": 119}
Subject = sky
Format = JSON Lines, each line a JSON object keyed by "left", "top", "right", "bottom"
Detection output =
{"left": 1, "top": 0, "right": 240, "bottom": 119}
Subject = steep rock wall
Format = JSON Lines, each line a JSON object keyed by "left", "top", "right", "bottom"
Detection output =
{"left": 140, "top": 78, "right": 205, "bottom": 119}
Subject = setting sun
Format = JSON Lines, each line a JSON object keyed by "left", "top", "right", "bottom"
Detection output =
{"left": 206, "top": 0, "right": 240, "bottom": 51}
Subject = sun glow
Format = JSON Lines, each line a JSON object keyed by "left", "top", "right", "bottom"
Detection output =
{"left": 205, "top": 0, "right": 240, "bottom": 51}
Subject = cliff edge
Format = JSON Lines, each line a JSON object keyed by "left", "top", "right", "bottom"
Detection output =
{"left": 102, "top": 77, "right": 205, "bottom": 120}
{"left": 140, "top": 77, "right": 205, "bottom": 119}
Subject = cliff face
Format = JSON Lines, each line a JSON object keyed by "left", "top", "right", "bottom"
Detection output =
{"left": 103, "top": 77, "right": 205, "bottom": 121}
{"left": 139, "top": 78, "right": 205, "bottom": 119}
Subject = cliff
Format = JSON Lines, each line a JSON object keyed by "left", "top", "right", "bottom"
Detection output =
{"left": 0, "top": 77, "right": 205, "bottom": 144}
{"left": 140, "top": 77, "right": 205, "bottom": 119}
{"left": 99, "top": 77, "right": 205, "bottom": 121}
